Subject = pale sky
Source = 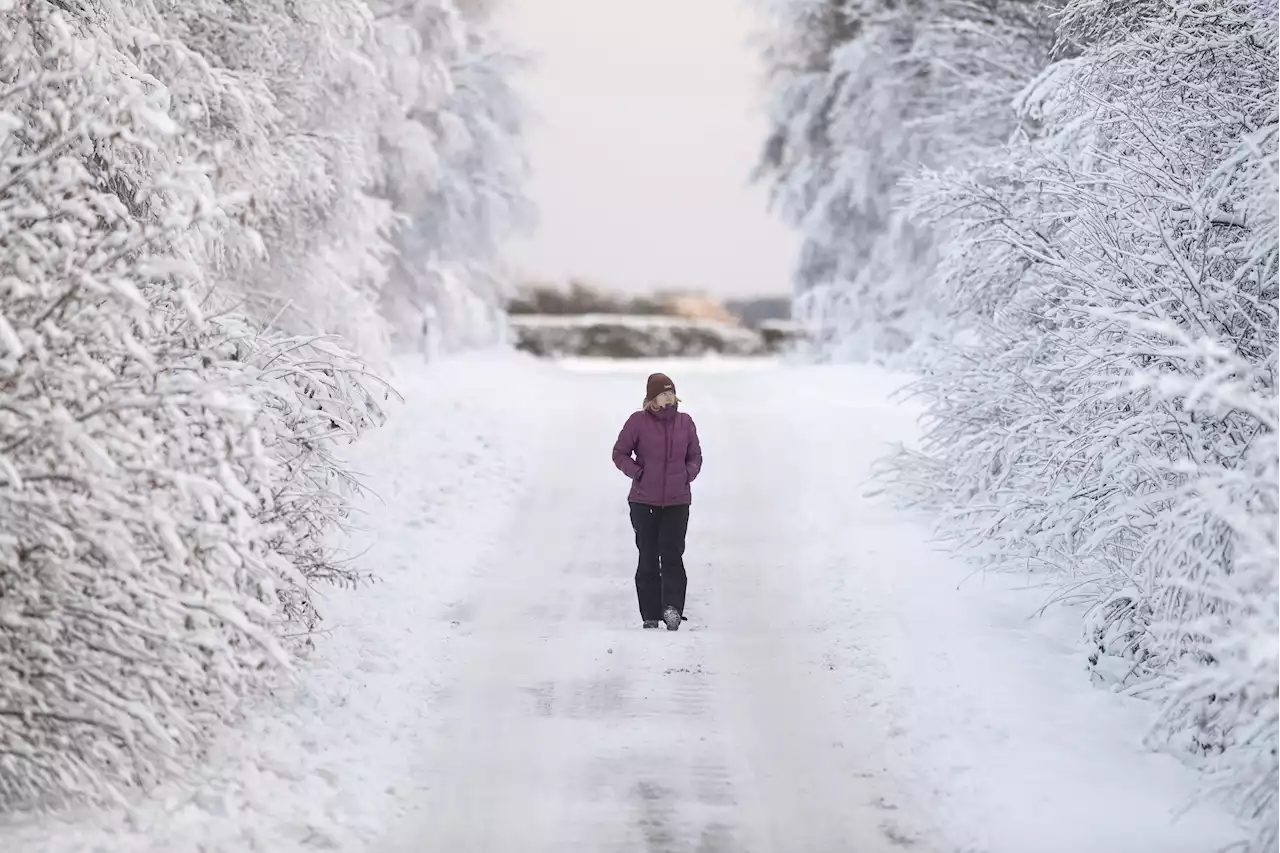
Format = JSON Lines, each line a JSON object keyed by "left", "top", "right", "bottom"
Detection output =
{"left": 499, "top": 0, "right": 800, "bottom": 298}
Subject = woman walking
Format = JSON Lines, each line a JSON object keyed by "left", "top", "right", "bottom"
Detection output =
{"left": 611, "top": 372, "right": 703, "bottom": 630}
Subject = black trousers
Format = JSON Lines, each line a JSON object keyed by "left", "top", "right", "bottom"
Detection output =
{"left": 629, "top": 502, "right": 690, "bottom": 621}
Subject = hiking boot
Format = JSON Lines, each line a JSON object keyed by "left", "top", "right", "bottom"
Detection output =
{"left": 663, "top": 606, "right": 681, "bottom": 631}
{"left": 642, "top": 620, "right": 661, "bottom": 629}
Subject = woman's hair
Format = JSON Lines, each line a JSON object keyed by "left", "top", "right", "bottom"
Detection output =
{"left": 643, "top": 391, "right": 680, "bottom": 410}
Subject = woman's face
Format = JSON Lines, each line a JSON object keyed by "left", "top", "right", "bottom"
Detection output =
{"left": 653, "top": 390, "right": 677, "bottom": 408}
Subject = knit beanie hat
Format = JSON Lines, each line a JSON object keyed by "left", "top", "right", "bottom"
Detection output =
{"left": 645, "top": 372, "right": 676, "bottom": 403}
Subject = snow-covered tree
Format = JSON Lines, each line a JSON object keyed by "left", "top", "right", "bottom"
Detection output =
{"left": 752, "top": 0, "right": 1057, "bottom": 359}
{"left": 0, "top": 0, "right": 396, "bottom": 809}
{"left": 46, "top": 0, "right": 397, "bottom": 358}
{"left": 47, "top": 0, "right": 528, "bottom": 363}
{"left": 892, "top": 0, "right": 1278, "bottom": 846}
{"left": 0, "top": 5, "right": 287, "bottom": 806}
{"left": 1, "top": 0, "right": 526, "bottom": 814}
{"left": 371, "top": 0, "right": 531, "bottom": 354}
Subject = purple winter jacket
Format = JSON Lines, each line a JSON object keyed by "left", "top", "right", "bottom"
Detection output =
{"left": 612, "top": 405, "right": 703, "bottom": 507}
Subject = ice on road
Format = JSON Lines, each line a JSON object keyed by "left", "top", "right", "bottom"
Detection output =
{"left": 5, "top": 353, "right": 1244, "bottom": 853}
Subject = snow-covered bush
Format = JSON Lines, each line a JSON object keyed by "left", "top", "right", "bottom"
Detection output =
{"left": 752, "top": 0, "right": 1058, "bottom": 359}
{"left": 0, "top": 6, "right": 288, "bottom": 807}
{"left": 890, "top": 0, "right": 1278, "bottom": 845}
{"left": 0, "top": 1, "right": 395, "bottom": 810}
{"left": 202, "top": 320, "right": 393, "bottom": 634}
{"left": 1135, "top": 332, "right": 1278, "bottom": 849}
{"left": 1, "top": 0, "right": 523, "bottom": 816}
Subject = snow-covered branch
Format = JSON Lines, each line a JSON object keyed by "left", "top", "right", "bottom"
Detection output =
{"left": 752, "top": 0, "right": 1060, "bottom": 360}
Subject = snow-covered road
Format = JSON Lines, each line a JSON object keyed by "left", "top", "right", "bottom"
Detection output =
{"left": 6, "top": 353, "right": 1245, "bottom": 853}
{"left": 385, "top": 357, "right": 922, "bottom": 852}
{"left": 373, "top": 354, "right": 1241, "bottom": 853}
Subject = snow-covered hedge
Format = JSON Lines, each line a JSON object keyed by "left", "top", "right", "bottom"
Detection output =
{"left": 876, "top": 1, "right": 1278, "bottom": 847}
{"left": 757, "top": 0, "right": 1277, "bottom": 846}
{"left": 0, "top": 0, "right": 512, "bottom": 811}
{"left": 510, "top": 314, "right": 774, "bottom": 358}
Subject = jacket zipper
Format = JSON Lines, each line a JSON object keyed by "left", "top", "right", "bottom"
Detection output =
{"left": 661, "top": 418, "right": 671, "bottom": 506}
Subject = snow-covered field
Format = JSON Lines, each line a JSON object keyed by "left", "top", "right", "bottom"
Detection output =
{"left": 4, "top": 352, "right": 1246, "bottom": 852}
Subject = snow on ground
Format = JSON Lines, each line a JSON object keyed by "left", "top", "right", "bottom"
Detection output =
{"left": 4, "top": 354, "right": 1246, "bottom": 852}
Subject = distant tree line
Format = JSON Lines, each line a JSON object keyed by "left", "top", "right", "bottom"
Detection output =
{"left": 507, "top": 280, "right": 675, "bottom": 316}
